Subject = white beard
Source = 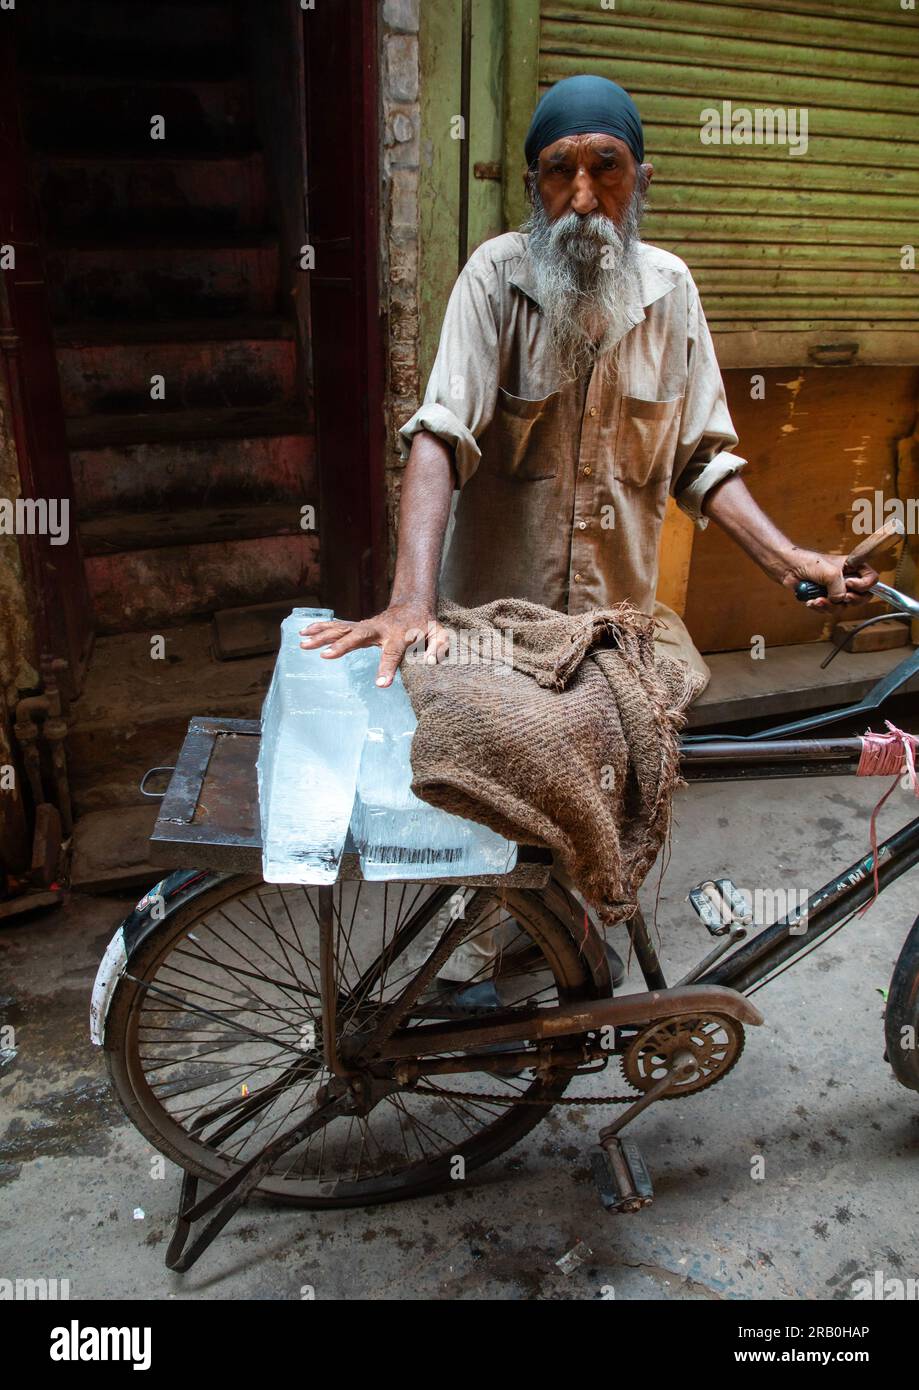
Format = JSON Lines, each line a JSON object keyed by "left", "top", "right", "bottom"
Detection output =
{"left": 522, "top": 187, "right": 644, "bottom": 384}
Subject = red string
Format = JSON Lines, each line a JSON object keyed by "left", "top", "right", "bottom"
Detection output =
{"left": 856, "top": 722, "right": 919, "bottom": 914}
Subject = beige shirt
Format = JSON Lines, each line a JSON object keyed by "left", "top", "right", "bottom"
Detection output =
{"left": 398, "top": 232, "right": 747, "bottom": 689}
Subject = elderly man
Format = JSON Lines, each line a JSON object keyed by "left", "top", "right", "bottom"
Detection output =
{"left": 301, "top": 75, "right": 876, "bottom": 990}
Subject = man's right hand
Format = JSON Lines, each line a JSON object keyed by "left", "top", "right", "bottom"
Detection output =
{"left": 299, "top": 602, "right": 453, "bottom": 688}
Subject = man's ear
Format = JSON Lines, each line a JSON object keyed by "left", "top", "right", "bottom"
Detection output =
{"left": 639, "top": 161, "right": 654, "bottom": 190}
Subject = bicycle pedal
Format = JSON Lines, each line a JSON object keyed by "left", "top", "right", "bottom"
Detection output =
{"left": 688, "top": 877, "right": 752, "bottom": 937}
{"left": 590, "top": 1136, "right": 654, "bottom": 1214}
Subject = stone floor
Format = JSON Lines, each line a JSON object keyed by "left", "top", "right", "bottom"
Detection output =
{"left": 1, "top": 771, "right": 918, "bottom": 1301}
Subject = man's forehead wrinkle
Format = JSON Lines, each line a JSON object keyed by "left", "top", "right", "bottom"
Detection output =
{"left": 543, "top": 134, "right": 629, "bottom": 161}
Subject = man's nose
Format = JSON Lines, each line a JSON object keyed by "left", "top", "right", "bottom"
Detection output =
{"left": 570, "top": 170, "right": 598, "bottom": 215}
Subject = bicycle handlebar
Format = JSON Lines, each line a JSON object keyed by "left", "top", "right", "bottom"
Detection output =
{"left": 795, "top": 578, "right": 919, "bottom": 621}
{"left": 793, "top": 517, "right": 918, "bottom": 619}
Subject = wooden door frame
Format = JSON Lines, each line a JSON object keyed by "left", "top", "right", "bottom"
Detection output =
{"left": 303, "top": 0, "right": 388, "bottom": 622}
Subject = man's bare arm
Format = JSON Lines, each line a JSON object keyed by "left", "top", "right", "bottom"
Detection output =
{"left": 701, "top": 473, "right": 877, "bottom": 610}
{"left": 299, "top": 430, "right": 457, "bottom": 686}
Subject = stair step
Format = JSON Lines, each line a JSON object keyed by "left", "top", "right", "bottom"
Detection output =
{"left": 24, "top": 73, "right": 255, "bottom": 152}
{"left": 46, "top": 240, "right": 280, "bottom": 321}
{"left": 85, "top": 532, "right": 320, "bottom": 634}
{"left": 67, "top": 403, "right": 310, "bottom": 450}
{"left": 57, "top": 332, "right": 298, "bottom": 417}
{"left": 35, "top": 152, "right": 268, "bottom": 235}
{"left": 56, "top": 315, "right": 294, "bottom": 347}
{"left": 80, "top": 501, "right": 316, "bottom": 556}
{"left": 66, "top": 620, "right": 288, "bottom": 813}
{"left": 72, "top": 433, "right": 315, "bottom": 516}
{"left": 71, "top": 804, "right": 162, "bottom": 890}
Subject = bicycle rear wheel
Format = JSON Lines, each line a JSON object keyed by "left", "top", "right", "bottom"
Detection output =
{"left": 103, "top": 874, "right": 603, "bottom": 1207}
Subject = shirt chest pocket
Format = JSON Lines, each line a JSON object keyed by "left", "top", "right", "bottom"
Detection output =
{"left": 615, "top": 394, "right": 684, "bottom": 488}
{"left": 485, "top": 386, "right": 561, "bottom": 481}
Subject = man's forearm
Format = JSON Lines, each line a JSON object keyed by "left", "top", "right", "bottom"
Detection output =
{"left": 700, "top": 472, "right": 799, "bottom": 583}
{"left": 389, "top": 430, "right": 457, "bottom": 610}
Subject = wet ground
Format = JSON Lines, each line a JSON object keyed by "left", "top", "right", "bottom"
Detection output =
{"left": 1, "top": 771, "right": 918, "bottom": 1300}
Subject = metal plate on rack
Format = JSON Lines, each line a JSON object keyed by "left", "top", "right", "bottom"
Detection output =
{"left": 150, "top": 716, "right": 552, "bottom": 886}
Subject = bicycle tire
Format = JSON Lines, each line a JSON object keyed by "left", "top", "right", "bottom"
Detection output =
{"left": 103, "top": 874, "right": 606, "bottom": 1208}
{"left": 885, "top": 912, "right": 919, "bottom": 1093}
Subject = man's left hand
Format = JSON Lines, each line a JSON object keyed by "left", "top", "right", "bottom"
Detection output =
{"left": 780, "top": 548, "right": 878, "bottom": 611}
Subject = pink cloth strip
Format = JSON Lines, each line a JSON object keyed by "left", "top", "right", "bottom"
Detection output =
{"left": 856, "top": 722, "right": 919, "bottom": 913}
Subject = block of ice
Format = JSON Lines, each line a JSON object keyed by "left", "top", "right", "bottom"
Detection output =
{"left": 350, "top": 647, "right": 517, "bottom": 880}
{"left": 258, "top": 609, "right": 518, "bottom": 884}
{"left": 258, "top": 608, "right": 368, "bottom": 884}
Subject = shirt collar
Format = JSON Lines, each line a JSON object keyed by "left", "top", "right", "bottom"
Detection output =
{"left": 509, "top": 238, "right": 674, "bottom": 331}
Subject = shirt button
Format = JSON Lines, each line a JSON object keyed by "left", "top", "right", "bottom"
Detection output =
{"left": 578, "top": 521, "right": 587, "bottom": 529}
{"left": 573, "top": 573, "right": 583, "bottom": 583}
{"left": 589, "top": 407, "right": 598, "bottom": 417}
{"left": 583, "top": 466, "right": 592, "bottom": 475}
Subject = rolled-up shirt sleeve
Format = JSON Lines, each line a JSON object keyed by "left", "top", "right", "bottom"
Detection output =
{"left": 670, "top": 276, "right": 746, "bottom": 530}
{"left": 397, "top": 245, "right": 501, "bottom": 488}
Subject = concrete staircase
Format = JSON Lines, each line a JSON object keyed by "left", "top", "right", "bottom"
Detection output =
{"left": 17, "top": 0, "right": 319, "bottom": 854}
{"left": 20, "top": 0, "right": 318, "bottom": 637}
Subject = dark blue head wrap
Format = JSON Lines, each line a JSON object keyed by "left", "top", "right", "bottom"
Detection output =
{"left": 524, "top": 74, "right": 644, "bottom": 169}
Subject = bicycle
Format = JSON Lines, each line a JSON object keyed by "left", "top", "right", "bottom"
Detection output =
{"left": 91, "top": 539, "right": 919, "bottom": 1272}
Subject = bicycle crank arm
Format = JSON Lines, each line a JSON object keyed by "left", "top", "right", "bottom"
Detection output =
{"left": 376, "top": 984, "right": 763, "bottom": 1061}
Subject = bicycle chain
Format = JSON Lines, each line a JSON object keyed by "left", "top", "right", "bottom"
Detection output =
{"left": 392, "top": 1051, "right": 642, "bottom": 1107}
{"left": 411, "top": 1074, "right": 641, "bottom": 1107}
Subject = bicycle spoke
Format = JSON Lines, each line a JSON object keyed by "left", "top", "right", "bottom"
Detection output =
{"left": 121, "top": 881, "right": 585, "bottom": 1193}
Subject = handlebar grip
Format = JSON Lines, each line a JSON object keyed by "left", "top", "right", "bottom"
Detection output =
{"left": 795, "top": 580, "right": 828, "bottom": 603}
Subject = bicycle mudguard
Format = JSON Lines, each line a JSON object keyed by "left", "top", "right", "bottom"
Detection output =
{"left": 89, "top": 869, "right": 229, "bottom": 1046}
{"left": 682, "top": 644, "right": 919, "bottom": 745}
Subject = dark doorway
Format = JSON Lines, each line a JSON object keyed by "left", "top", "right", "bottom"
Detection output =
{"left": 0, "top": 0, "right": 385, "bottom": 868}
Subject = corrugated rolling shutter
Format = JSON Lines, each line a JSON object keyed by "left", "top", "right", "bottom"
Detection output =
{"left": 526, "top": 0, "right": 919, "bottom": 366}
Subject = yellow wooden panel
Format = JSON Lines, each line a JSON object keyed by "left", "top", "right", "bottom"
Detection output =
{"left": 655, "top": 495, "right": 696, "bottom": 617}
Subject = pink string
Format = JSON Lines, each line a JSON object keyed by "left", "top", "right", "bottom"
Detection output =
{"left": 855, "top": 721, "right": 919, "bottom": 913}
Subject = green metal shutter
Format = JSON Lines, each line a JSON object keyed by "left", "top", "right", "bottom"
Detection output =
{"left": 504, "top": 0, "right": 919, "bottom": 366}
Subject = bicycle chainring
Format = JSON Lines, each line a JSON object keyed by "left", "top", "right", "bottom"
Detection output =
{"left": 621, "top": 1012, "right": 745, "bottom": 1098}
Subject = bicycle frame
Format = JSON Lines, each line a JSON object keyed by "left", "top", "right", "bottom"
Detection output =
{"left": 682, "top": 740, "right": 919, "bottom": 997}
{"left": 363, "top": 731, "right": 919, "bottom": 1068}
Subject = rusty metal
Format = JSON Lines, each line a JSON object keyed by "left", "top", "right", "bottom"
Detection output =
{"left": 13, "top": 697, "right": 46, "bottom": 808}
{"left": 360, "top": 890, "right": 500, "bottom": 1061}
{"left": 30, "top": 802, "right": 61, "bottom": 889}
{"left": 675, "top": 924, "right": 747, "bottom": 987}
{"left": 377, "top": 987, "right": 762, "bottom": 1062}
{"left": 621, "top": 1015, "right": 745, "bottom": 1098}
{"left": 681, "top": 737, "right": 864, "bottom": 764}
{"left": 599, "top": 1052, "right": 697, "bottom": 1141}
{"left": 623, "top": 902, "right": 667, "bottom": 989}
{"left": 150, "top": 716, "right": 553, "bottom": 884}
{"left": 164, "top": 1086, "right": 355, "bottom": 1273}
{"left": 319, "top": 884, "right": 349, "bottom": 1078}
{"left": 406, "top": 1039, "right": 708, "bottom": 1113}
{"left": 38, "top": 655, "right": 72, "bottom": 835}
